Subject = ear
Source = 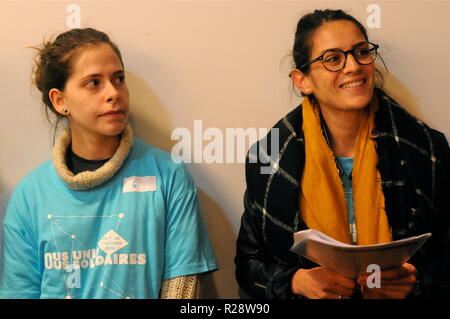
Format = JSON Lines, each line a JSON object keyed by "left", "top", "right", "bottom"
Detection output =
{"left": 290, "top": 69, "right": 313, "bottom": 95}
{"left": 48, "top": 88, "right": 68, "bottom": 115}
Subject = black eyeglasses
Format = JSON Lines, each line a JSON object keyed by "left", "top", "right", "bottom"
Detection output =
{"left": 299, "top": 42, "right": 379, "bottom": 72}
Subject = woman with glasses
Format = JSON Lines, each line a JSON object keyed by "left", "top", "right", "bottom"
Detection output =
{"left": 235, "top": 9, "right": 450, "bottom": 299}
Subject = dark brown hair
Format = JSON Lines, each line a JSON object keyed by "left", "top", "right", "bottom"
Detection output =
{"left": 32, "top": 28, "right": 124, "bottom": 125}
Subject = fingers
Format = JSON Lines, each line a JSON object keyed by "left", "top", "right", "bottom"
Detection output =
{"left": 331, "top": 286, "right": 354, "bottom": 299}
{"left": 325, "top": 269, "right": 356, "bottom": 298}
{"left": 366, "top": 284, "right": 414, "bottom": 299}
{"left": 295, "top": 267, "right": 358, "bottom": 299}
{"left": 377, "top": 284, "right": 414, "bottom": 292}
{"left": 357, "top": 268, "right": 416, "bottom": 299}
{"left": 358, "top": 263, "right": 417, "bottom": 284}
{"left": 381, "top": 273, "right": 416, "bottom": 286}
{"left": 329, "top": 293, "right": 350, "bottom": 299}
{"left": 355, "top": 264, "right": 418, "bottom": 299}
{"left": 367, "top": 289, "right": 410, "bottom": 299}
{"left": 332, "top": 270, "right": 357, "bottom": 290}
{"left": 315, "top": 287, "right": 354, "bottom": 299}
{"left": 358, "top": 273, "right": 416, "bottom": 287}
{"left": 380, "top": 265, "right": 416, "bottom": 280}
{"left": 321, "top": 283, "right": 355, "bottom": 299}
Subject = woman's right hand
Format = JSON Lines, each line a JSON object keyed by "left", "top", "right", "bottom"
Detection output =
{"left": 291, "top": 267, "right": 357, "bottom": 299}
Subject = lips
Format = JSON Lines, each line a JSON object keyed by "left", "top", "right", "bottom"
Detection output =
{"left": 340, "top": 79, "right": 366, "bottom": 89}
{"left": 100, "top": 110, "right": 125, "bottom": 117}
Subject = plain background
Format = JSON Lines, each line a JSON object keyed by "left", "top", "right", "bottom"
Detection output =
{"left": 0, "top": 0, "right": 448, "bottom": 298}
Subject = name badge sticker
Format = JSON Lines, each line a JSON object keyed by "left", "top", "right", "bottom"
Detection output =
{"left": 123, "top": 176, "right": 156, "bottom": 193}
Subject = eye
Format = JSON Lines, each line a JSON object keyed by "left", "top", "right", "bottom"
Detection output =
{"left": 86, "top": 79, "right": 100, "bottom": 88}
{"left": 113, "top": 75, "right": 125, "bottom": 85}
{"left": 325, "top": 55, "right": 339, "bottom": 62}
{"left": 356, "top": 48, "right": 371, "bottom": 57}
{"left": 323, "top": 53, "right": 342, "bottom": 64}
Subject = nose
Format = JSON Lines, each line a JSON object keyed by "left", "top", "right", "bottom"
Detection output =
{"left": 105, "top": 81, "right": 120, "bottom": 103}
{"left": 342, "top": 53, "right": 361, "bottom": 73}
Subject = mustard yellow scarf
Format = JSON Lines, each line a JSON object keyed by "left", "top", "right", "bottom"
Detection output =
{"left": 299, "top": 96, "right": 392, "bottom": 246}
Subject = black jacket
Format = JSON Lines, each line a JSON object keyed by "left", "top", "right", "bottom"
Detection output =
{"left": 235, "top": 89, "right": 450, "bottom": 299}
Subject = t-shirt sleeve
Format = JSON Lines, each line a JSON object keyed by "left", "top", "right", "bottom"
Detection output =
{"left": 162, "top": 163, "right": 218, "bottom": 280}
{"left": 0, "top": 187, "right": 41, "bottom": 299}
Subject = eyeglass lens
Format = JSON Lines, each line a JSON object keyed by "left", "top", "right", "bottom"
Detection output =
{"left": 323, "top": 45, "right": 377, "bottom": 71}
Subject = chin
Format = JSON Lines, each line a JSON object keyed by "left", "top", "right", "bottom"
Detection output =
{"left": 343, "top": 95, "right": 373, "bottom": 111}
{"left": 100, "top": 122, "right": 128, "bottom": 137}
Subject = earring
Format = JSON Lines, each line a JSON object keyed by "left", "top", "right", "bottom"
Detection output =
{"left": 63, "top": 109, "right": 69, "bottom": 115}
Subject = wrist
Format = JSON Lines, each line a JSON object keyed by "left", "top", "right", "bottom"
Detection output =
{"left": 291, "top": 268, "right": 307, "bottom": 296}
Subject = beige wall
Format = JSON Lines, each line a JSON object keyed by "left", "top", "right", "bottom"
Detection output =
{"left": 0, "top": 0, "right": 448, "bottom": 298}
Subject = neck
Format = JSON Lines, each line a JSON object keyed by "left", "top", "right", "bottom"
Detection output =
{"left": 321, "top": 108, "right": 366, "bottom": 158}
{"left": 70, "top": 128, "right": 120, "bottom": 160}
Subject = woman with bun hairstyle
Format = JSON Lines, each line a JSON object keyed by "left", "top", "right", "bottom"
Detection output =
{"left": 235, "top": 9, "right": 450, "bottom": 299}
{"left": 0, "top": 28, "right": 217, "bottom": 299}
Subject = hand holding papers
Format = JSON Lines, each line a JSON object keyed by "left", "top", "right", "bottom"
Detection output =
{"left": 290, "top": 229, "right": 431, "bottom": 279}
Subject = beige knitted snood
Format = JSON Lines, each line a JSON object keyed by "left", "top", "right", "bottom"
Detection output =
{"left": 52, "top": 123, "right": 133, "bottom": 190}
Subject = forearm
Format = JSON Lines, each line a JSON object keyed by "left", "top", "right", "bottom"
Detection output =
{"left": 236, "top": 256, "right": 299, "bottom": 299}
{"left": 235, "top": 195, "right": 302, "bottom": 299}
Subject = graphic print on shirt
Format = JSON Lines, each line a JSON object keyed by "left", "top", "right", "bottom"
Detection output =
{"left": 45, "top": 212, "right": 147, "bottom": 299}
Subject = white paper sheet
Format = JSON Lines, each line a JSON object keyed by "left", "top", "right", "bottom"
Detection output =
{"left": 290, "top": 229, "right": 431, "bottom": 278}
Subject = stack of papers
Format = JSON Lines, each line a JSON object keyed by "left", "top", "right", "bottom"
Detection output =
{"left": 290, "top": 229, "right": 431, "bottom": 278}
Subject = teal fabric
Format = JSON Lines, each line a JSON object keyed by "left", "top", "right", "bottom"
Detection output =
{"left": 336, "top": 156, "right": 356, "bottom": 244}
{"left": 0, "top": 138, "right": 218, "bottom": 299}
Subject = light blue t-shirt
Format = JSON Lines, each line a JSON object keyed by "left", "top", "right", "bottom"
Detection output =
{"left": 0, "top": 138, "right": 218, "bottom": 299}
{"left": 336, "top": 156, "right": 356, "bottom": 245}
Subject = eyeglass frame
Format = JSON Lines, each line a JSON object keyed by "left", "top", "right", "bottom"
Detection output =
{"left": 299, "top": 42, "right": 379, "bottom": 72}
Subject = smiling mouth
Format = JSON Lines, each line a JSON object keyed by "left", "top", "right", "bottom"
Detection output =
{"left": 340, "top": 79, "right": 366, "bottom": 89}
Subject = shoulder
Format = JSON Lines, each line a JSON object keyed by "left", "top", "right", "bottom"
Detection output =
{"left": 375, "top": 90, "right": 424, "bottom": 128}
{"left": 375, "top": 89, "right": 449, "bottom": 173}
{"left": 247, "top": 104, "right": 304, "bottom": 161}
{"left": 268, "top": 104, "right": 304, "bottom": 144}
{"left": 245, "top": 104, "right": 305, "bottom": 200}
{"left": 4, "top": 160, "right": 54, "bottom": 226}
{"left": 128, "top": 137, "right": 194, "bottom": 188}
{"left": 129, "top": 137, "right": 187, "bottom": 172}
{"left": 11, "top": 160, "right": 54, "bottom": 195}
{"left": 376, "top": 89, "right": 448, "bottom": 148}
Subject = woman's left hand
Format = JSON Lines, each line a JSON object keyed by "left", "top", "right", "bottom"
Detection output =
{"left": 357, "top": 263, "right": 417, "bottom": 299}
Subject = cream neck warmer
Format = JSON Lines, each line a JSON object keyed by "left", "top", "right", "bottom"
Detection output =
{"left": 52, "top": 124, "right": 134, "bottom": 191}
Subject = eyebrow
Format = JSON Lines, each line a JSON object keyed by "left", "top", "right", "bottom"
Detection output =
{"left": 318, "top": 41, "right": 368, "bottom": 55}
{"left": 80, "top": 70, "right": 125, "bottom": 82}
